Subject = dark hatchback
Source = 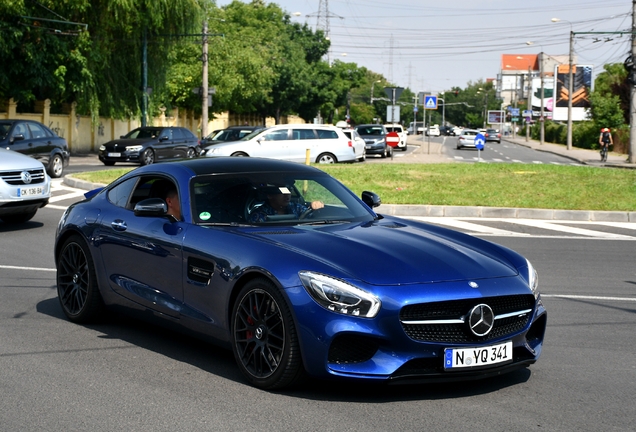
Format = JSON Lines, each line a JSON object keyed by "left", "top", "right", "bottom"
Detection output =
{"left": 354, "top": 124, "right": 393, "bottom": 158}
{"left": 201, "top": 126, "right": 265, "bottom": 147}
{"left": 0, "top": 119, "right": 70, "bottom": 178}
{"left": 98, "top": 126, "right": 201, "bottom": 166}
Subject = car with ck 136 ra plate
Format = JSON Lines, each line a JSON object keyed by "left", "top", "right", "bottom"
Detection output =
{"left": 0, "top": 148, "right": 51, "bottom": 223}
{"left": 98, "top": 126, "right": 201, "bottom": 166}
{"left": 55, "top": 157, "right": 546, "bottom": 390}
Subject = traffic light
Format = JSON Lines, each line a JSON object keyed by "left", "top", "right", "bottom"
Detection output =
{"left": 454, "top": 90, "right": 459, "bottom": 96}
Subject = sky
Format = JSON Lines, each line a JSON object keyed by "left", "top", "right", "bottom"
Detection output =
{"left": 215, "top": 0, "right": 632, "bottom": 94}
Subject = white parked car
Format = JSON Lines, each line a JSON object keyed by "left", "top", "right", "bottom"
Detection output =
{"left": 383, "top": 124, "right": 407, "bottom": 151}
{"left": 203, "top": 124, "right": 356, "bottom": 164}
{"left": 426, "top": 125, "right": 441, "bottom": 136}
{"left": 341, "top": 129, "right": 366, "bottom": 162}
{"left": 0, "top": 148, "right": 51, "bottom": 223}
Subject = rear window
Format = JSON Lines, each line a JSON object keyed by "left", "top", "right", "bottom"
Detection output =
{"left": 316, "top": 129, "right": 338, "bottom": 139}
{"left": 386, "top": 127, "right": 402, "bottom": 133}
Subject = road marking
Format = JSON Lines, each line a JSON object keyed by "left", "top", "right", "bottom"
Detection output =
{"left": 0, "top": 264, "right": 55, "bottom": 272}
{"left": 542, "top": 294, "right": 636, "bottom": 302}
{"left": 409, "top": 217, "right": 529, "bottom": 236}
{"left": 512, "top": 219, "right": 634, "bottom": 239}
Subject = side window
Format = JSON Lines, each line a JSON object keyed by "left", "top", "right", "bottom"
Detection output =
{"left": 160, "top": 129, "right": 173, "bottom": 140}
{"left": 292, "top": 129, "right": 317, "bottom": 140}
{"left": 316, "top": 129, "right": 338, "bottom": 139}
{"left": 13, "top": 122, "right": 30, "bottom": 138}
{"left": 172, "top": 128, "right": 184, "bottom": 139}
{"left": 107, "top": 177, "right": 139, "bottom": 208}
{"left": 28, "top": 122, "right": 47, "bottom": 139}
{"left": 182, "top": 128, "right": 196, "bottom": 139}
{"left": 262, "top": 129, "right": 289, "bottom": 141}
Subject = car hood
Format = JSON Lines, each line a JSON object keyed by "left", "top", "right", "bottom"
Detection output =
{"left": 103, "top": 138, "right": 157, "bottom": 147}
{"left": 0, "top": 148, "right": 46, "bottom": 169}
{"left": 243, "top": 220, "right": 518, "bottom": 285}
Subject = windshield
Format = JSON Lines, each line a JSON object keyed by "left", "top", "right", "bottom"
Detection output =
{"left": 0, "top": 122, "right": 11, "bottom": 139}
{"left": 190, "top": 171, "right": 375, "bottom": 225}
{"left": 124, "top": 128, "right": 163, "bottom": 139}
{"left": 356, "top": 126, "right": 384, "bottom": 136}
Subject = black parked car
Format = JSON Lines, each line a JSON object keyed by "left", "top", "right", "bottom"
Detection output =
{"left": 354, "top": 124, "right": 392, "bottom": 158}
{"left": 98, "top": 126, "right": 201, "bottom": 166}
{"left": 0, "top": 119, "right": 70, "bottom": 178}
{"left": 201, "top": 126, "right": 265, "bottom": 146}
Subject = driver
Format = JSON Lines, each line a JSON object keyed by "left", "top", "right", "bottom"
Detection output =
{"left": 248, "top": 185, "right": 323, "bottom": 223}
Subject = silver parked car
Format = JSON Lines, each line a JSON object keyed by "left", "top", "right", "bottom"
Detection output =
{"left": 457, "top": 129, "right": 481, "bottom": 149}
{"left": 203, "top": 124, "right": 356, "bottom": 163}
{"left": 0, "top": 148, "right": 51, "bottom": 223}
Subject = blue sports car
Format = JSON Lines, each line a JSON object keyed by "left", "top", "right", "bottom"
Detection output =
{"left": 55, "top": 158, "right": 546, "bottom": 389}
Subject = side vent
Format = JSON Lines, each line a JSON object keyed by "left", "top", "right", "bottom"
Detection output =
{"left": 187, "top": 257, "right": 216, "bottom": 285}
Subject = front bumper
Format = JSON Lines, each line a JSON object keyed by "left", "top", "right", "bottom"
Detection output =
{"left": 285, "top": 277, "right": 547, "bottom": 383}
{"left": 98, "top": 151, "right": 141, "bottom": 163}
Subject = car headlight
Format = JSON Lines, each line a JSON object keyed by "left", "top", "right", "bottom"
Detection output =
{"left": 299, "top": 271, "right": 381, "bottom": 318}
{"left": 99, "top": 145, "right": 105, "bottom": 151}
{"left": 526, "top": 259, "right": 539, "bottom": 298}
{"left": 126, "top": 145, "right": 143, "bottom": 152}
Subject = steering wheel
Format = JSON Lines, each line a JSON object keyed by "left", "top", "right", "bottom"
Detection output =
{"left": 298, "top": 208, "right": 314, "bottom": 220}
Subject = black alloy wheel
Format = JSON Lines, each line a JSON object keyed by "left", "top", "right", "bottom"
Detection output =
{"left": 231, "top": 278, "right": 305, "bottom": 389}
{"left": 140, "top": 148, "right": 155, "bottom": 166}
{"left": 57, "top": 235, "right": 104, "bottom": 323}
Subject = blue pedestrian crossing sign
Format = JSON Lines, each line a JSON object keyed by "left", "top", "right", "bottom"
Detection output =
{"left": 474, "top": 133, "right": 485, "bottom": 150}
{"left": 424, "top": 95, "right": 438, "bottom": 110}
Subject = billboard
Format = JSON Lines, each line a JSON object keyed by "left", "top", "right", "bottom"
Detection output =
{"left": 552, "top": 64, "right": 592, "bottom": 121}
{"left": 531, "top": 76, "right": 554, "bottom": 120}
{"left": 488, "top": 110, "right": 505, "bottom": 124}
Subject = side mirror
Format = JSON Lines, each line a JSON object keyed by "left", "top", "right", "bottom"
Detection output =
{"left": 159, "top": 135, "right": 169, "bottom": 141}
{"left": 361, "top": 191, "right": 381, "bottom": 208}
{"left": 134, "top": 198, "right": 168, "bottom": 217}
{"left": 120, "top": 135, "right": 126, "bottom": 139}
{"left": 12, "top": 134, "right": 25, "bottom": 142}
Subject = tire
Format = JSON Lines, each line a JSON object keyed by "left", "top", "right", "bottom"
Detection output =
{"left": 186, "top": 147, "right": 196, "bottom": 158}
{"left": 231, "top": 278, "right": 305, "bottom": 390}
{"left": 401, "top": 145, "right": 407, "bottom": 152}
{"left": 316, "top": 152, "right": 336, "bottom": 164}
{"left": 48, "top": 154, "right": 64, "bottom": 178}
{"left": 140, "top": 148, "right": 155, "bottom": 166}
{"left": 57, "top": 235, "right": 104, "bottom": 323}
{"left": 103, "top": 161, "right": 116, "bottom": 166}
{"left": 380, "top": 146, "right": 388, "bottom": 158}
{"left": 231, "top": 152, "right": 249, "bottom": 157}
{"left": 0, "top": 210, "right": 37, "bottom": 224}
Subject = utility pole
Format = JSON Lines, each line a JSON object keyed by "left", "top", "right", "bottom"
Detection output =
{"left": 526, "top": 66, "right": 532, "bottom": 142}
{"left": 630, "top": 0, "right": 636, "bottom": 163}
{"left": 540, "top": 52, "right": 545, "bottom": 145}
{"left": 201, "top": 20, "right": 209, "bottom": 139}
{"left": 566, "top": 28, "right": 574, "bottom": 150}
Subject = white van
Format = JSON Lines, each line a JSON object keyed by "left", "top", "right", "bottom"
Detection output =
{"left": 203, "top": 124, "right": 356, "bottom": 163}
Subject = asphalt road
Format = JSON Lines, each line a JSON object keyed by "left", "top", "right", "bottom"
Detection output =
{"left": 1, "top": 185, "right": 635, "bottom": 431}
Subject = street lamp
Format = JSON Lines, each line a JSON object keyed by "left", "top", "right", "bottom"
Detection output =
{"left": 552, "top": 18, "right": 574, "bottom": 150}
{"left": 370, "top": 79, "right": 382, "bottom": 104}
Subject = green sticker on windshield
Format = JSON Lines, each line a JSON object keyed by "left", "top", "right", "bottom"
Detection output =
{"left": 199, "top": 211, "right": 211, "bottom": 221}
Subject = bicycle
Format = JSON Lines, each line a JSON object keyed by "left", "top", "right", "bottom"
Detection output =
{"left": 600, "top": 144, "right": 609, "bottom": 162}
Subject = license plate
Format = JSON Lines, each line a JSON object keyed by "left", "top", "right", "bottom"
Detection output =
{"left": 18, "top": 186, "right": 43, "bottom": 197}
{"left": 365, "top": 145, "right": 372, "bottom": 149}
{"left": 444, "top": 341, "right": 512, "bottom": 370}
{"left": 107, "top": 152, "right": 121, "bottom": 157}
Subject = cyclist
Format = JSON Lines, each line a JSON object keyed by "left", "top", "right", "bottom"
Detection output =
{"left": 598, "top": 128, "right": 613, "bottom": 162}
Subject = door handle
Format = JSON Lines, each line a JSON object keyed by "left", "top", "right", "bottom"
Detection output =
{"left": 111, "top": 219, "right": 127, "bottom": 231}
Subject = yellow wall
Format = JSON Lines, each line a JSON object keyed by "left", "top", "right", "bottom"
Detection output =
{"left": 0, "top": 98, "right": 306, "bottom": 153}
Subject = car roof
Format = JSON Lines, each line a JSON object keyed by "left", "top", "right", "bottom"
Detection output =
{"left": 132, "top": 156, "right": 324, "bottom": 178}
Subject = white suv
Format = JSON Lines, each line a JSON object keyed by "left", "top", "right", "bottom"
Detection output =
{"left": 384, "top": 124, "right": 407, "bottom": 151}
{"left": 203, "top": 124, "right": 356, "bottom": 163}
{"left": 0, "top": 148, "right": 51, "bottom": 223}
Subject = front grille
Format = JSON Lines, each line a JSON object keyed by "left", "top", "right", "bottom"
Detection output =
{"left": 400, "top": 295, "right": 535, "bottom": 344}
{"left": 0, "top": 168, "right": 47, "bottom": 185}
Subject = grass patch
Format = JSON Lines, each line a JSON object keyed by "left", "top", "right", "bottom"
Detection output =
{"left": 71, "top": 163, "right": 636, "bottom": 211}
